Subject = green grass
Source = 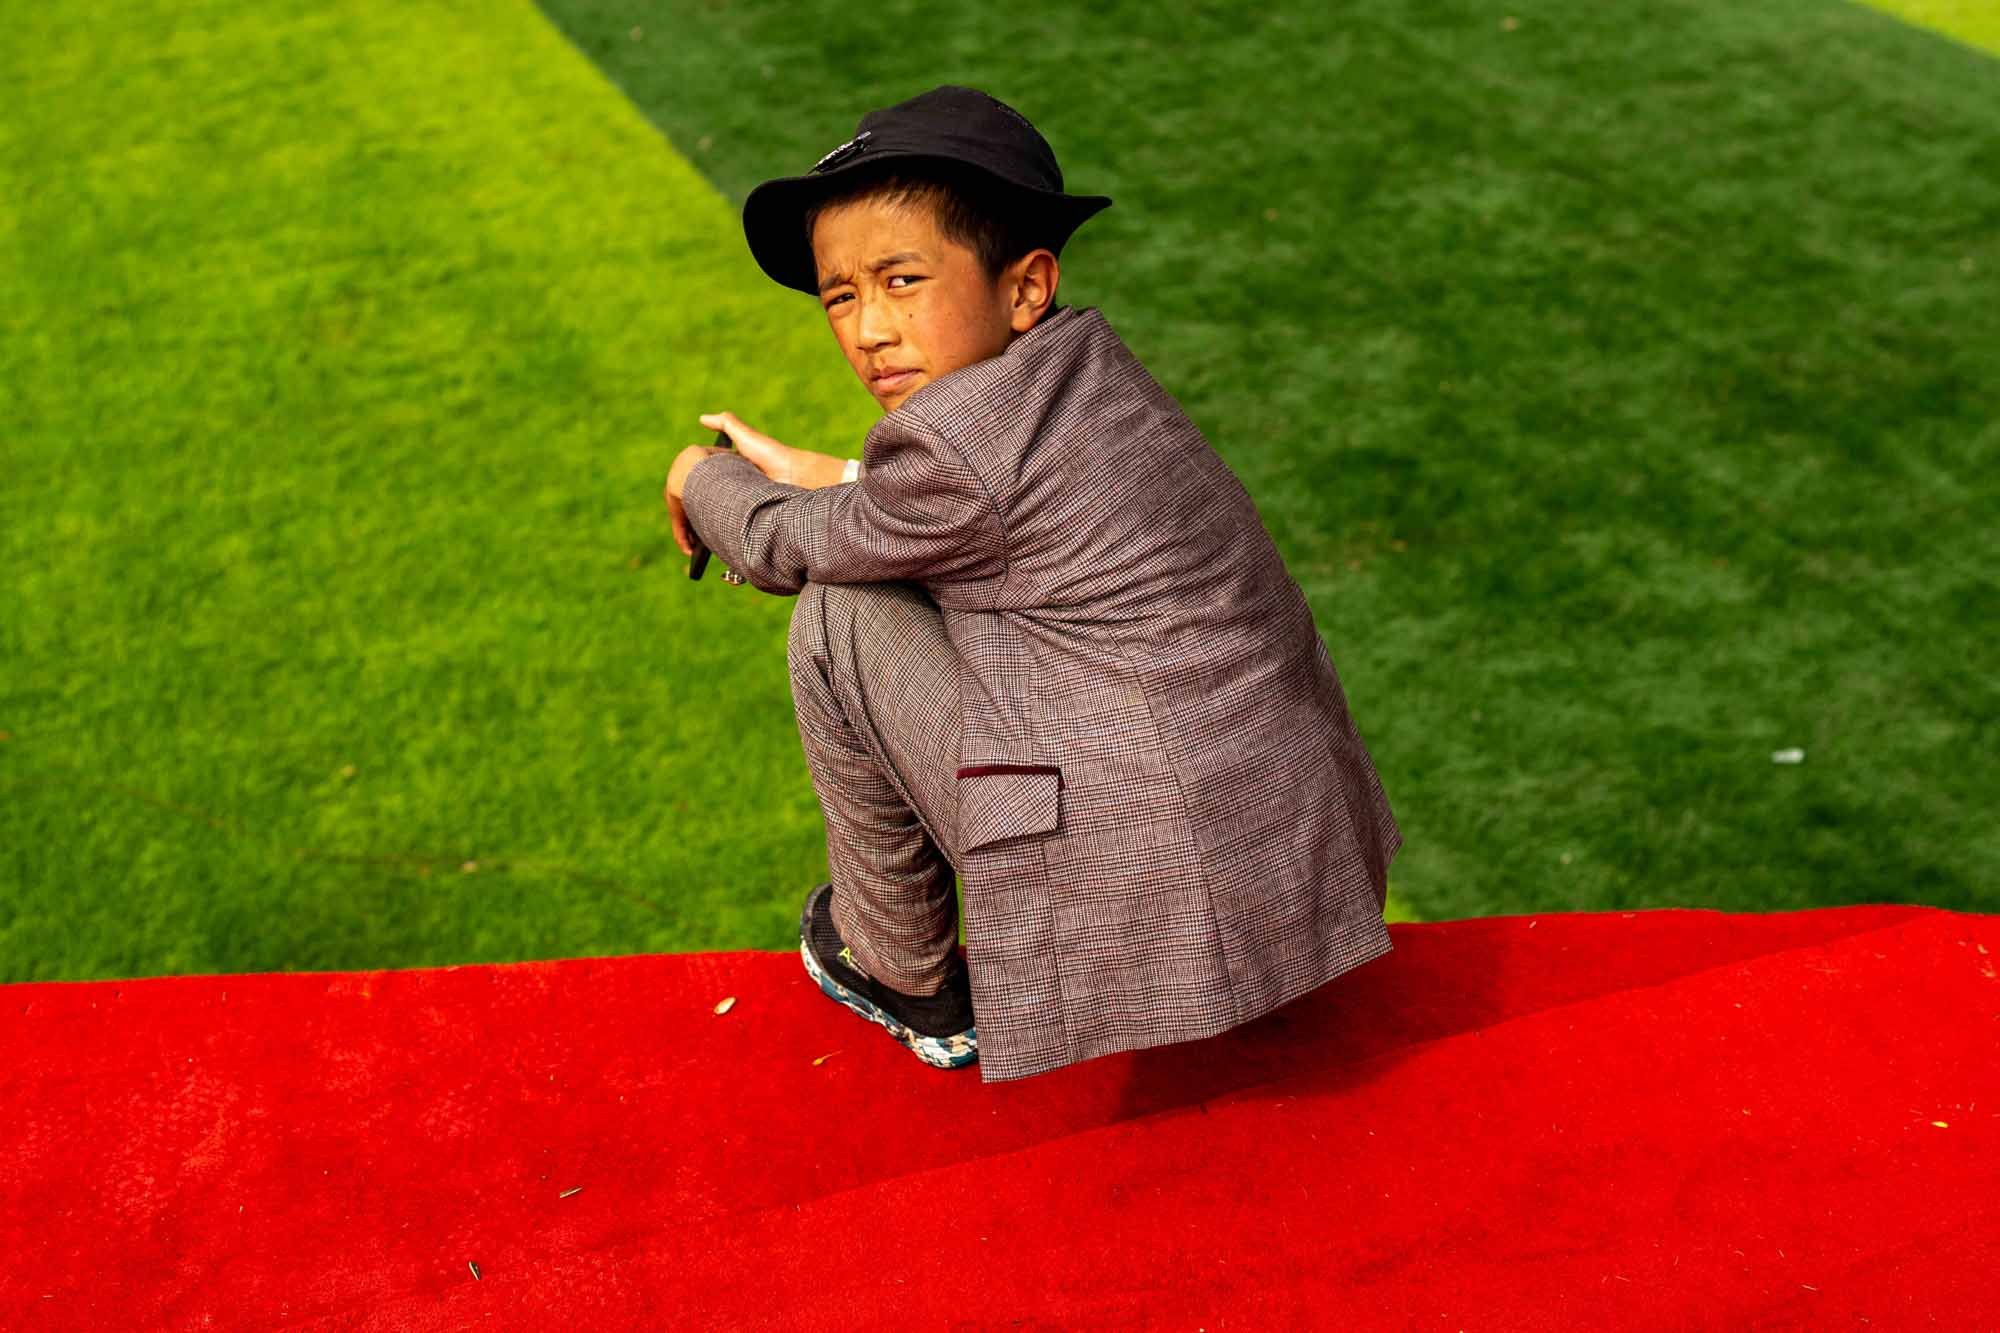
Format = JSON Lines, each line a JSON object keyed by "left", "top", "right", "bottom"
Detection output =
{"left": 545, "top": 0, "right": 1999, "bottom": 922}
{"left": 3, "top": 0, "right": 1995, "bottom": 984}
{"left": 1865, "top": 0, "right": 2000, "bottom": 53}
{"left": 1, "top": 0, "right": 877, "bottom": 979}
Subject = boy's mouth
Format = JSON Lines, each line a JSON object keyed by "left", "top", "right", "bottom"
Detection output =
{"left": 871, "top": 368, "right": 920, "bottom": 394}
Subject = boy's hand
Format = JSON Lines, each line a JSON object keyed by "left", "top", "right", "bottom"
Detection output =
{"left": 700, "top": 411, "right": 852, "bottom": 490}
{"left": 663, "top": 444, "right": 724, "bottom": 557}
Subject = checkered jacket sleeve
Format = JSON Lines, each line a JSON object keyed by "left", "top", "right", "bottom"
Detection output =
{"left": 681, "top": 414, "right": 1004, "bottom": 598}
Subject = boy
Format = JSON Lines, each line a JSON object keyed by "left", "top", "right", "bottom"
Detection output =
{"left": 663, "top": 85, "right": 1402, "bottom": 1083}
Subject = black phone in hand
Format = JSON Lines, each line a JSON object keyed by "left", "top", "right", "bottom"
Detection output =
{"left": 687, "top": 428, "right": 733, "bottom": 580}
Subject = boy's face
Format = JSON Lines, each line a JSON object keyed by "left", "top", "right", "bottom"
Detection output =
{"left": 811, "top": 193, "right": 1056, "bottom": 412}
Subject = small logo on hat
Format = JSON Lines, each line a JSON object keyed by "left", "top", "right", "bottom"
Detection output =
{"left": 812, "top": 129, "right": 873, "bottom": 174}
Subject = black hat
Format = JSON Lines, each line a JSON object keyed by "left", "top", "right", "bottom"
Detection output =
{"left": 742, "top": 85, "right": 1113, "bottom": 298}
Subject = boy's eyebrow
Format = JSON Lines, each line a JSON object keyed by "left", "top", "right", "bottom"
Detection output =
{"left": 817, "top": 251, "right": 928, "bottom": 294}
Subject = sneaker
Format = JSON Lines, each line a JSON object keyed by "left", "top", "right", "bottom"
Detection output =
{"left": 798, "top": 882, "right": 978, "bottom": 1070}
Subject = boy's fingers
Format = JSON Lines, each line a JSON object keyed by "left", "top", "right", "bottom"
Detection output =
{"left": 667, "top": 496, "right": 694, "bottom": 555}
{"left": 703, "top": 411, "right": 777, "bottom": 454}
{"left": 701, "top": 412, "right": 796, "bottom": 484}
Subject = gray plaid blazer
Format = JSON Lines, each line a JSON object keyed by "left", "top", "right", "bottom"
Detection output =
{"left": 684, "top": 303, "right": 1402, "bottom": 1080}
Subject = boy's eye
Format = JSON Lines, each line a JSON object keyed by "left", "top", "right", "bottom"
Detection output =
{"left": 825, "top": 274, "right": 922, "bottom": 309}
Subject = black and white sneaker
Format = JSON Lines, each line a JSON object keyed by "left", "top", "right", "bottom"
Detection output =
{"left": 798, "top": 882, "right": 978, "bottom": 1070}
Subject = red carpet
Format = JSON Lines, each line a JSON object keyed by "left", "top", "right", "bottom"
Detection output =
{"left": 4, "top": 904, "right": 1995, "bottom": 1329}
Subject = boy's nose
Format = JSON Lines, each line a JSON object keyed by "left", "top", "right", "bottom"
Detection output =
{"left": 854, "top": 294, "right": 897, "bottom": 348}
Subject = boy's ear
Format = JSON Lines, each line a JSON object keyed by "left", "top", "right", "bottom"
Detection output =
{"left": 1006, "top": 248, "right": 1060, "bottom": 333}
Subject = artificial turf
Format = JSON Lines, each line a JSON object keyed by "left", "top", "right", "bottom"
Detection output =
{"left": 2, "top": 0, "right": 868, "bottom": 979}
{"left": 2, "top": 0, "right": 1994, "bottom": 983}
{"left": 546, "top": 0, "right": 2000, "bottom": 923}
{"left": 1868, "top": 0, "right": 2000, "bottom": 51}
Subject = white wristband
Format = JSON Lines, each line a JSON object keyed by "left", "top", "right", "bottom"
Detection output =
{"left": 842, "top": 457, "right": 861, "bottom": 484}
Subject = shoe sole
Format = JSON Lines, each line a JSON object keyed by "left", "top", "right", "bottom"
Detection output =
{"left": 799, "top": 931, "right": 978, "bottom": 1071}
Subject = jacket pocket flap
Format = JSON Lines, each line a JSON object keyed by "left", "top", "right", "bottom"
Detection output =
{"left": 956, "top": 765, "right": 1062, "bottom": 853}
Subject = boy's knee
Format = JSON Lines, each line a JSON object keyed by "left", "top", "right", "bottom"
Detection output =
{"left": 788, "top": 580, "right": 834, "bottom": 672}
{"left": 790, "top": 580, "right": 935, "bottom": 676}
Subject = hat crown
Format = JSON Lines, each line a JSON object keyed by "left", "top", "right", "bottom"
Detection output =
{"left": 812, "top": 85, "right": 1064, "bottom": 195}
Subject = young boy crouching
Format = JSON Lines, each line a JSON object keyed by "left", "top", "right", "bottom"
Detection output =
{"left": 663, "top": 85, "right": 1402, "bottom": 1083}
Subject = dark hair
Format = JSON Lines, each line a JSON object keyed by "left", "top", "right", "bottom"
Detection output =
{"left": 801, "top": 159, "right": 1061, "bottom": 288}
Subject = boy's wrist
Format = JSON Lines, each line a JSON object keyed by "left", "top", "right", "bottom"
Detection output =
{"left": 842, "top": 457, "right": 861, "bottom": 484}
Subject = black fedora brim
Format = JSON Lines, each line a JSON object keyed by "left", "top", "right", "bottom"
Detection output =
{"left": 743, "top": 151, "right": 1113, "bottom": 298}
